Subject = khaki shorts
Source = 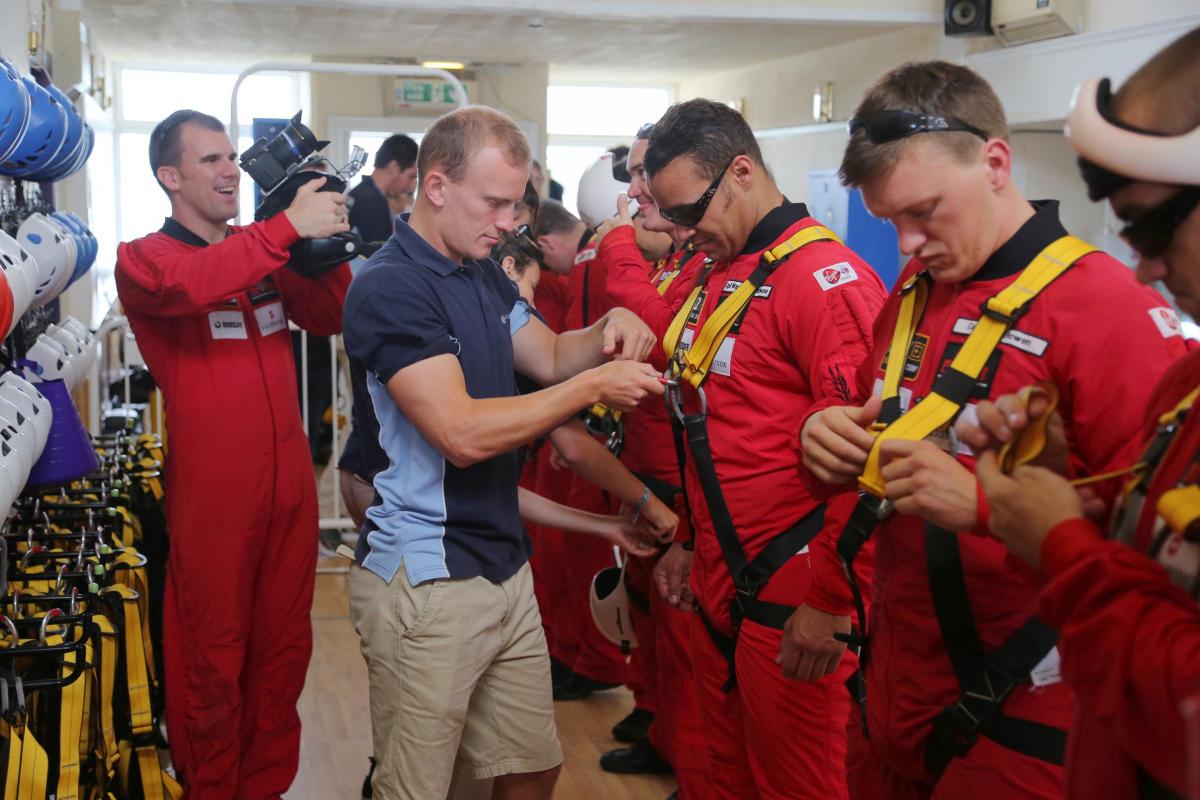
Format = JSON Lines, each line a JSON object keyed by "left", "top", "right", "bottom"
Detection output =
{"left": 350, "top": 561, "right": 562, "bottom": 799}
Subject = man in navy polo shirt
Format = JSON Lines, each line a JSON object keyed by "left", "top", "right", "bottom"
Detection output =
{"left": 343, "top": 105, "right": 663, "bottom": 800}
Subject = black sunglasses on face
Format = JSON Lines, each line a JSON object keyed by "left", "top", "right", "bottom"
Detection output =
{"left": 1120, "top": 186, "right": 1200, "bottom": 259}
{"left": 658, "top": 156, "right": 738, "bottom": 228}
{"left": 847, "top": 110, "right": 990, "bottom": 145}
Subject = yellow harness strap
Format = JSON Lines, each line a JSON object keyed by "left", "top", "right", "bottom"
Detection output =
{"left": 663, "top": 224, "right": 840, "bottom": 388}
{"left": 93, "top": 613, "right": 120, "bottom": 782}
{"left": 4, "top": 721, "right": 49, "bottom": 800}
{"left": 54, "top": 633, "right": 89, "bottom": 800}
{"left": 860, "top": 235, "right": 1097, "bottom": 497}
{"left": 106, "top": 583, "right": 181, "bottom": 800}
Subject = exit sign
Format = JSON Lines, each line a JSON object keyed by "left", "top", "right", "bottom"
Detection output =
{"left": 397, "top": 81, "right": 467, "bottom": 105}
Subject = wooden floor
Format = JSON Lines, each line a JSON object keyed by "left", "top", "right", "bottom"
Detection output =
{"left": 283, "top": 561, "right": 678, "bottom": 800}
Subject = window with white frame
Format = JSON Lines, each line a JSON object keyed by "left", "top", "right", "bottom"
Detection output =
{"left": 545, "top": 84, "right": 673, "bottom": 217}
{"left": 114, "top": 66, "right": 306, "bottom": 243}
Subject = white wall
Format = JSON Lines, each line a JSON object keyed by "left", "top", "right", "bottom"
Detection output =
{"left": 0, "top": 0, "right": 30, "bottom": 64}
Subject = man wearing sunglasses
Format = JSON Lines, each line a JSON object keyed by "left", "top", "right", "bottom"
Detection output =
{"left": 954, "top": 28, "right": 1200, "bottom": 799}
{"left": 644, "top": 98, "right": 887, "bottom": 799}
{"left": 798, "top": 61, "right": 1189, "bottom": 800}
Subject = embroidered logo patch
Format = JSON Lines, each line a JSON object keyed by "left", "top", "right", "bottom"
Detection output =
{"left": 813, "top": 262, "right": 858, "bottom": 291}
{"left": 1149, "top": 306, "right": 1183, "bottom": 339}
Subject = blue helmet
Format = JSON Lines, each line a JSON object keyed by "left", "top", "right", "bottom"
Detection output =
{"left": 40, "top": 121, "right": 92, "bottom": 183}
{"left": 31, "top": 84, "right": 83, "bottom": 181}
{"left": 0, "top": 57, "right": 31, "bottom": 164}
{"left": 1, "top": 76, "right": 67, "bottom": 178}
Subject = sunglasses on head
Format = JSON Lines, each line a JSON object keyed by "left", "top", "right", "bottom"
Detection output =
{"left": 847, "top": 110, "right": 989, "bottom": 145}
{"left": 658, "top": 156, "right": 738, "bottom": 228}
{"left": 1119, "top": 186, "right": 1200, "bottom": 259}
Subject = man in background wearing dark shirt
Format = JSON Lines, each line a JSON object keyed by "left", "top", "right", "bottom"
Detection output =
{"left": 347, "top": 133, "right": 418, "bottom": 243}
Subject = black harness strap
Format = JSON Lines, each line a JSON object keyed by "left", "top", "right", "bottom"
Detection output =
{"left": 670, "top": 248, "right": 828, "bottom": 690}
{"left": 923, "top": 524, "right": 1067, "bottom": 778}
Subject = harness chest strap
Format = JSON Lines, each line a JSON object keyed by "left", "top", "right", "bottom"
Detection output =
{"left": 662, "top": 224, "right": 841, "bottom": 388}
{"left": 859, "top": 235, "right": 1098, "bottom": 497}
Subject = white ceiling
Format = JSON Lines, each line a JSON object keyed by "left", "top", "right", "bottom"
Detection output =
{"left": 81, "top": 0, "right": 937, "bottom": 80}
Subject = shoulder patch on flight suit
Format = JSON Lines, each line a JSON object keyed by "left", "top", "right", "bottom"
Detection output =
{"left": 813, "top": 262, "right": 858, "bottom": 292}
{"left": 1149, "top": 306, "right": 1183, "bottom": 339}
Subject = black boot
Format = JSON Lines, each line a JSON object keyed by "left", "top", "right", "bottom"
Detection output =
{"left": 612, "top": 707, "right": 654, "bottom": 743}
{"left": 553, "top": 672, "right": 621, "bottom": 701}
{"left": 361, "top": 756, "right": 376, "bottom": 799}
{"left": 599, "top": 739, "right": 674, "bottom": 775}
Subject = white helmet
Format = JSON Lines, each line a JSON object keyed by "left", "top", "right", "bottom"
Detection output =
{"left": 17, "top": 213, "right": 72, "bottom": 306}
{"left": 589, "top": 557, "right": 637, "bottom": 653}
{"left": 577, "top": 152, "right": 638, "bottom": 228}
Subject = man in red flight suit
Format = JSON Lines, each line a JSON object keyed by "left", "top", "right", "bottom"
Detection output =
{"left": 115, "top": 110, "right": 351, "bottom": 798}
{"left": 595, "top": 125, "right": 710, "bottom": 796}
{"left": 646, "top": 98, "right": 887, "bottom": 800}
{"left": 799, "top": 62, "right": 1191, "bottom": 800}
{"left": 957, "top": 29, "right": 1200, "bottom": 799}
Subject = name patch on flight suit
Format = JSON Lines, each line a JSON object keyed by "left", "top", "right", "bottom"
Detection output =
{"left": 209, "top": 309, "right": 248, "bottom": 340}
{"left": 711, "top": 337, "right": 736, "bottom": 377}
{"left": 880, "top": 333, "right": 930, "bottom": 382}
{"left": 721, "top": 280, "right": 772, "bottom": 336}
{"left": 952, "top": 318, "right": 1048, "bottom": 357}
{"left": 248, "top": 277, "right": 286, "bottom": 337}
{"left": 685, "top": 290, "right": 707, "bottom": 326}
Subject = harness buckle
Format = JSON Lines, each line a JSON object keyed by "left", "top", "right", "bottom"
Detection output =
{"left": 980, "top": 297, "right": 1030, "bottom": 326}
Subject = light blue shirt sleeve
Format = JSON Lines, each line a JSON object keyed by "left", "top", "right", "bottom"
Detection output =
{"left": 508, "top": 299, "right": 532, "bottom": 337}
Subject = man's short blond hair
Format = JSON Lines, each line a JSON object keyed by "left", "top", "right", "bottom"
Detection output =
{"left": 417, "top": 105, "right": 530, "bottom": 184}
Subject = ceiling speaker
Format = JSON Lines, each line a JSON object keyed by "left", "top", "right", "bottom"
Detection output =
{"left": 945, "top": 0, "right": 993, "bottom": 36}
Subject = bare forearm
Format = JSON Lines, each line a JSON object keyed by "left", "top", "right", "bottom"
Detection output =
{"left": 441, "top": 375, "right": 600, "bottom": 467}
{"left": 550, "top": 419, "right": 645, "bottom": 504}
{"left": 550, "top": 319, "right": 609, "bottom": 382}
{"left": 518, "top": 487, "right": 617, "bottom": 538}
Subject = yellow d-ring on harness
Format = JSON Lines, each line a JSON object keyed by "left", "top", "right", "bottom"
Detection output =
{"left": 663, "top": 225, "right": 841, "bottom": 388}
{"left": 859, "top": 235, "right": 1098, "bottom": 497}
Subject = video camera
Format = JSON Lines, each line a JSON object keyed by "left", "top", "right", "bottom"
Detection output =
{"left": 239, "top": 111, "right": 378, "bottom": 278}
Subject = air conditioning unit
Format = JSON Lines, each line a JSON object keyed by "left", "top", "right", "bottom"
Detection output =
{"left": 991, "top": 0, "right": 1081, "bottom": 46}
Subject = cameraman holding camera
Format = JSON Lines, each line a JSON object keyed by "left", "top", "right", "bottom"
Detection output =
{"left": 115, "top": 109, "right": 351, "bottom": 799}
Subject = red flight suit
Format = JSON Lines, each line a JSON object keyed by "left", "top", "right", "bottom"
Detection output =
{"left": 602, "top": 226, "right": 710, "bottom": 796}
{"left": 798, "top": 201, "right": 1189, "bottom": 799}
{"left": 672, "top": 202, "right": 886, "bottom": 799}
{"left": 1037, "top": 345, "right": 1200, "bottom": 799}
{"left": 116, "top": 213, "right": 349, "bottom": 798}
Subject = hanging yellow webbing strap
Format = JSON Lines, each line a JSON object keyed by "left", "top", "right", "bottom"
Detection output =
{"left": 93, "top": 612, "right": 120, "bottom": 786}
{"left": 662, "top": 224, "right": 840, "bottom": 388}
{"left": 107, "top": 584, "right": 182, "bottom": 800}
{"left": 859, "top": 235, "right": 1097, "bottom": 497}
{"left": 53, "top": 632, "right": 89, "bottom": 800}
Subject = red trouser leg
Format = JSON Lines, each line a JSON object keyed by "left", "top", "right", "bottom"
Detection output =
{"left": 235, "top": 438, "right": 318, "bottom": 799}
{"left": 846, "top": 720, "right": 932, "bottom": 800}
{"left": 565, "top": 475, "right": 628, "bottom": 685}
{"left": 650, "top": 595, "right": 707, "bottom": 798}
{"left": 736, "top": 619, "right": 853, "bottom": 800}
{"left": 625, "top": 554, "right": 658, "bottom": 714}
{"left": 162, "top": 458, "right": 265, "bottom": 797}
{"left": 531, "top": 448, "right": 574, "bottom": 665}
{"left": 690, "top": 612, "right": 755, "bottom": 799}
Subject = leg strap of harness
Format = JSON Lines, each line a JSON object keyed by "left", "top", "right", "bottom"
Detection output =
{"left": 1138, "top": 769, "right": 1186, "bottom": 800}
{"left": 924, "top": 524, "right": 1066, "bottom": 779}
{"left": 836, "top": 493, "right": 884, "bottom": 738}
{"left": 682, "top": 410, "right": 826, "bottom": 691}
{"left": 695, "top": 604, "right": 739, "bottom": 692}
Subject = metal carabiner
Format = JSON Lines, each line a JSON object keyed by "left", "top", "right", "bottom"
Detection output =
{"left": 0, "top": 614, "right": 17, "bottom": 644}
{"left": 39, "top": 607, "right": 64, "bottom": 645}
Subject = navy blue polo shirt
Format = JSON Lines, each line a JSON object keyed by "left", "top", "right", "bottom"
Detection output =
{"left": 346, "top": 175, "right": 394, "bottom": 243}
{"left": 343, "top": 216, "right": 533, "bottom": 587}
